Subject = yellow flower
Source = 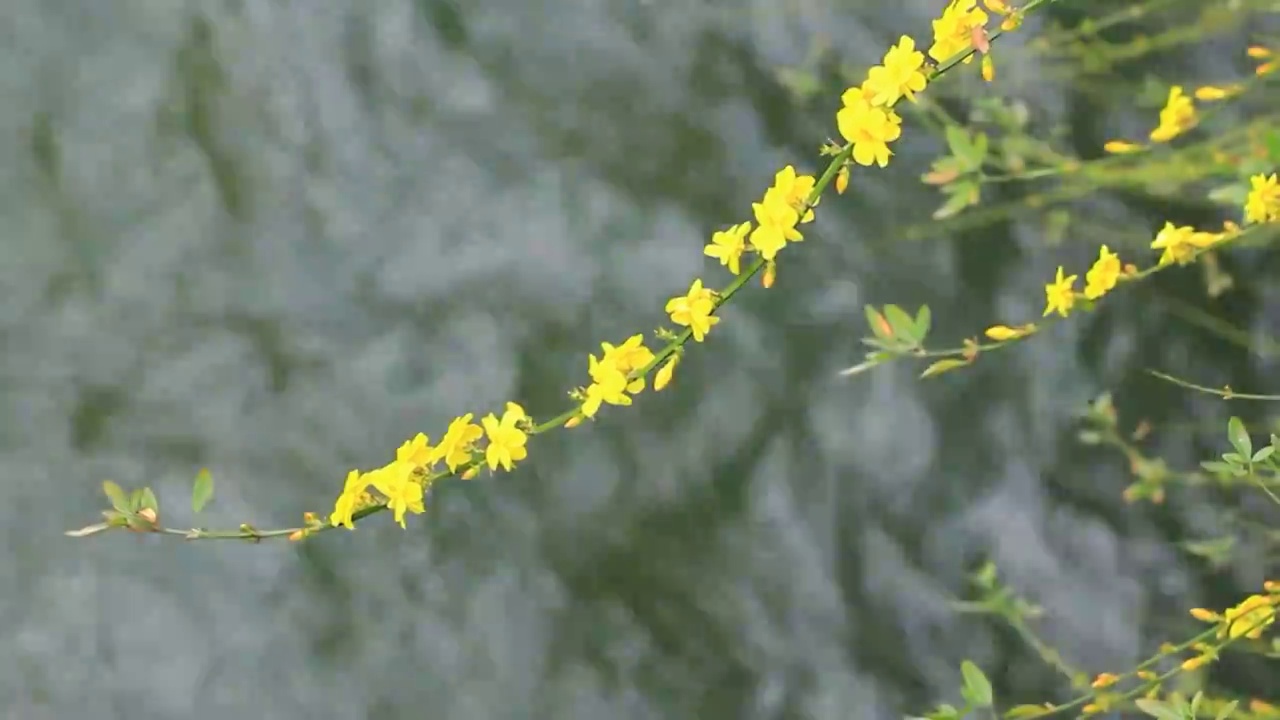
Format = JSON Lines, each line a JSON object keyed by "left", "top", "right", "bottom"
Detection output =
{"left": 368, "top": 461, "right": 424, "bottom": 528}
{"left": 771, "top": 165, "right": 818, "bottom": 221}
{"left": 482, "top": 402, "right": 529, "bottom": 472}
{"left": 429, "top": 413, "right": 484, "bottom": 472}
{"left": 1084, "top": 245, "right": 1121, "bottom": 299}
{"left": 705, "top": 222, "right": 751, "bottom": 275}
{"left": 582, "top": 354, "right": 631, "bottom": 418}
{"left": 396, "top": 432, "right": 434, "bottom": 468}
{"left": 1222, "top": 594, "right": 1275, "bottom": 639}
{"left": 600, "top": 334, "right": 655, "bottom": 392}
{"left": 865, "top": 36, "right": 928, "bottom": 106}
{"left": 1245, "top": 173, "right": 1280, "bottom": 224}
{"left": 665, "top": 278, "right": 720, "bottom": 342}
{"left": 1150, "top": 221, "right": 1200, "bottom": 266}
{"left": 329, "top": 469, "right": 369, "bottom": 529}
{"left": 1149, "top": 86, "right": 1197, "bottom": 142}
{"left": 749, "top": 193, "right": 802, "bottom": 260}
{"left": 929, "top": 0, "right": 989, "bottom": 64}
{"left": 1103, "top": 140, "right": 1143, "bottom": 154}
{"left": 1043, "top": 266, "right": 1077, "bottom": 317}
{"left": 836, "top": 97, "right": 903, "bottom": 168}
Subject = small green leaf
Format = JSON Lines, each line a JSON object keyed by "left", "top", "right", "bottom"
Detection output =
{"left": 1264, "top": 128, "right": 1280, "bottom": 164}
{"left": 960, "top": 660, "right": 993, "bottom": 707}
{"left": 1227, "top": 417, "right": 1252, "bottom": 458}
{"left": 102, "top": 480, "right": 130, "bottom": 514}
{"left": 1252, "top": 446, "right": 1275, "bottom": 464}
{"left": 65, "top": 522, "right": 112, "bottom": 538}
{"left": 865, "top": 305, "right": 893, "bottom": 341}
{"left": 914, "top": 305, "right": 932, "bottom": 341}
{"left": 1214, "top": 699, "right": 1239, "bottom": 720}
{"left": 1004, "top": 704, "right": 1048, "bottom": 719}
{"left": 933, "top": 178, "right": 980, "bottom": 219}
{"left": 1207, "top": 183, "right": 1248, "bottom": 206}
{"left": 884, "top": 304, "right": 920, "bottom": 343}
{"left": 139, "top": 487, "right": 159, "bottom": 513}
{"left": 945, "top": 125, "right": 972, "bottom": 162}
{"left": 931, "top": 704, "right": 961, "bottom": 720}
{"left": 192, "top": 468, "right": 214, "bottom": 514}
{"left": 128, "top": 487, "right": 146, "bottom": 512}
{"left": 1200, "top": 460, "right": 1235, "bottom": 475}
{"left": 921, "top": 358, "right": 971, "bottom": 379}
{"left": 1134, "top": 698, "right": 1182, "bottom": 720}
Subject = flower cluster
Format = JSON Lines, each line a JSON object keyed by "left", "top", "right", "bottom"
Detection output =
{"left": 1041, "top": 243, "right": 1131, "bottom": 318}
{"left": 1183, "top": 581, "right": 1280, "bottom": 670}
{"left": 330, "top": 404, "right": 530, "bottom": 529}
{"left": 1035, "top": 177, "right": 1280, "bottom": 320}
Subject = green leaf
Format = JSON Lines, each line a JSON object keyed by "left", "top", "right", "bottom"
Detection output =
{"left": 65, "top": 522, "right": 112, "bottom": 538}
{"left": 1227, "top": 416, "right": 1252, "bottom": 459}
{"left": 1207, "top": 183, "right": 1248, "bottom": 206}
{"left": 1264, "top": 128, "right": 1280, "bottom": 164}
{"left": 128, "top": 487, "right": 145, "bottom": 512}
{"left": 884, "top": 304, "right": 920, "bottom": 344}
{"left": 1200, "top": 460, "right": 1235, "bottom": 475}
{"left": 192, "top": 468, "right": 214, "bottom": 514}
{"left": 1134, "top": 698, "right": 1183, "bottom": 720}
{"left": 914, "top": 305, "right": 932, "bottom": 341}
{"left": 931, "top": 704, "right": 961, "bottom": 720}
{"left": 921, "top": 358, "right": 970, "bottom": 379}
{"left": 1252, "top": 445, "right": 1275, "bottom": 464}
{"left": 933, "top": 178, "right": 980, "bottom": 219}
{"left": 865, "top": 305, "right": 893, "bottom": 341}
{"left": 1004, "top": 704, "right": 1047, "bottom": 719}
{"left": 1214, "top": 699, "right": 1239, "bottom": 720}
{"left": 960, "top": 660, "right": 993, "bottom": 707}
{"left": 102, "top": 480, "right": 130, "bottom": 514}
{"left": 139, "top": 487, "right": 159, "bottom": 513}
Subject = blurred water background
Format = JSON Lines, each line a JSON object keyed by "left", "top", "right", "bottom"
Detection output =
{"left": 2, "top": 0, "right": 1277, "bottom": 718}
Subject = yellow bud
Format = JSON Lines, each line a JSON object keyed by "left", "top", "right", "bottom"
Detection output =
{"left": 981, "top": 55, "right": 995, "bottom": 82}
{"left": 564, "top": 415, "right": 582, "bottom": 429}
{"left": 1090, "top": 673, "right": 1119, "bottom": 689}
{"left": 762, "top": 261, "right": 777, "bottom": 289}
{"left": 835, "top": 165, "right": 850, "bottom": 195}
{"left": 1189, "top": 607, "right": 1220, "bottom": 623}
{"left": 461, "top": 466, "right": 479, "bottom": 480}
{"left": 288, "top": 529, "right": 306, "bottom": 542}
{"left": 1103, "top": 140, "right": 1143, "bottom": 154}
{"left": 1000, "top": 12, "right": 1022, "bottom": 31}
{"left": 1247, "top": 46, "right": 1273, "bottom": 59}
{"left": 136, "top": 507, "right": 158, "bottom": 524}
{"left": 984, "top": 325, "right": 1021, "bottom": 341}
{"left": 1181, "top": 655, "right": 1210, "bottom": 671}
{"left": 654, "top": 355, "right": 678, "bottom": 391}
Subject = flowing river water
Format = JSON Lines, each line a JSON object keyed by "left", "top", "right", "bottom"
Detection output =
{"left": 1, "top": 1, "right": 1274, "bottom": 718}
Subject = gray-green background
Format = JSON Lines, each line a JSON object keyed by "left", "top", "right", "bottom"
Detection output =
{"left": 2, "top": 1, "right": 1275, "bottom": 718}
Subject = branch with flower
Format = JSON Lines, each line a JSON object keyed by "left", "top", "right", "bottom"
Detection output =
{"left": 68, "top": 0, "right": 1060, "bottom": 542}
{"left": 68, "top": 0, "right": 1280, "bottom": 717}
